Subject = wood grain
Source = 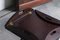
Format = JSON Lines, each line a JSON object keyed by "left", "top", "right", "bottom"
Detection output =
{"left": 19, "top": 0, "right": 51, "bottom": 10}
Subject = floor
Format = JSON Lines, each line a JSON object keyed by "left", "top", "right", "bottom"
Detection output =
{"left": 0, "top": 9, "right": 21, "bottom": 40}
{"left": 33, "top": 0, "right": 60, "bottom": 20}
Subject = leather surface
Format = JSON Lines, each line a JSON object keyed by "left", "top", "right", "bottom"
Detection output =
{"left": 5, "top": 9, "right": 60, "bottom": 40}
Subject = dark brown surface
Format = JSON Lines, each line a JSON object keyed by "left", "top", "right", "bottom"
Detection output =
{"left": 5, "top": 9, "right": 60, "bottom": 40}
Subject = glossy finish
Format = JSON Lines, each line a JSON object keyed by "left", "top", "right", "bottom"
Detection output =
{"left": 19, "top": 0, "right": 50, "bottom": 10}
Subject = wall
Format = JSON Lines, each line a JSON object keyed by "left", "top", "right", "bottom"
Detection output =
{"left": 0, "top": 0, "right": 14, "bottom": 11}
